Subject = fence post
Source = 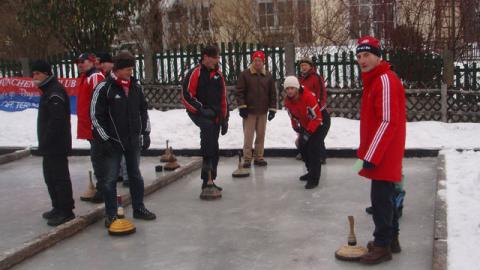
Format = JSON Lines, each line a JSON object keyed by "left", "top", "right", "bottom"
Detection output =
{"left": 20, "top": 57, "right": 30, "bottom": 77}
{"left": 143, "top": 41, "right": 154, "bottom": 83}
{"left": 442, "top": 49, "right": 454, "bottom": 88}
{"left": 441, "top": 83, "right": 448, "bottom": 122}
{"left": 285, "top": 42, "right": 295, "bottom": 76}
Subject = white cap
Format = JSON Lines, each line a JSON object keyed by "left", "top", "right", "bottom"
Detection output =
{"left": 283, "top": 76, "right": 300, "bottom": 90}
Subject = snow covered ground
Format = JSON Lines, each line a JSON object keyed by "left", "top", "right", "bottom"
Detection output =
{"left": 444, "top": 149, "right": 480, "bottom": 270}
{"left": 0, "top": 108, "right": 479, "bottom": 269}
{"left": 1, "top": 108, "right": 479, "bottom": 150}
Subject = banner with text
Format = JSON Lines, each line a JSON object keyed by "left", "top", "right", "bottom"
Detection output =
{"left": 0, "top": 77, "right": 79, "bottom": 114}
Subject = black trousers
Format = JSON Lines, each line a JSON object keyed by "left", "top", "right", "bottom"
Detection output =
{"left": 42, "top": 155, "right": 75, "bottom": 214}
{"left": 371, "top": 180, "right": 400, "bottom": 247}
{"left": 319, "top": 110, "right": 331, "bottom": 160}
{"left": 299, "top": 128, "right": 323, "bottom": 184}
{"left": 189, "top": 113, "right": 220, "bottom": 181}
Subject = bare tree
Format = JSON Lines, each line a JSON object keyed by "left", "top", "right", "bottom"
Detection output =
{"left": 0, "top": 1, "right": 64, "bottom": 59}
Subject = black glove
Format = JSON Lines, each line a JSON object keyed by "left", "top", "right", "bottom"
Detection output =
{"left": 199, "top": 107, "right": 216, "bottom": 118}
{"left": 239, "top": 108, "right": 248, "bottom": 119}
{"left": 100, "top": 139, "right": 115, "bottom": 154}
{"left": 221, "top": 121, "right": 228, "bottom": 135}
{"left": 298, "top": 132, "right": 310, "bottom": 148}
{"left": 363, "top": 160, "right": 376, "bottom": 169}
{"left": 141, "top": 134, "right": 151, "bottom": 150}
{"left": 268, "top": 110, "right": 276, "bottom": 121}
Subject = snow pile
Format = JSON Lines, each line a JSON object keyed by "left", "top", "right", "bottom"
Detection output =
{"left": 445, "top": 150, "right": 480, "bottom": 269}
{"left": 1, "top": 109, "right": 480, "bottom": 150}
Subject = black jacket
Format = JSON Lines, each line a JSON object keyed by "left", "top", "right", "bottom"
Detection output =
{"left": 181, "top": 64, "right": 228, "bottom": 123}
{"left": 37, "top": 76, "right": 72, "bottom": 156}
{"left": 91, "top": 75, "right": 150, "bottom": 151}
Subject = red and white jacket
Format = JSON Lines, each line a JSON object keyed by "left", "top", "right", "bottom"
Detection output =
{"left": 298, "top": 68, "right": 328, "bottom": 111}
{"left": 76, "top": 68, "right": 105, "bottom": 140}
{"left": 284, "top": 86, "right": 323, "bottom": 134}
{"left": 357, "top": 61, "right": 406, "bottom": 182}
{"left": 181, "top": 64, "right": 228, "bottom": 123}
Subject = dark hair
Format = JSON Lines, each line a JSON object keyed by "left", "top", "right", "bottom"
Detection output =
{"left": 201, "top": 45, "right": 220, "bottom": 59}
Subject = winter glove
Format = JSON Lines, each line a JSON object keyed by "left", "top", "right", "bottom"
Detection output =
{"left": 141, "top": 134, "right": 151, "bottom": 150}
{"left": 363, "top": 160, "right": 376, "bottom": 169}
{"left": 100, "top": 139, "right": 115, "bottom": 155}
{"left": 221, "top": 121, "right": 228, "bottom": 135}
{"left": 239, "top": 108, "right": 248, "bottom": 119}
{"left": 199, "top": 107, "right": 216, "bottom": 119}
{"left": 268, "top": 110, "right": 276, "bottom": 121}
{"left": 298, "top": 132, "right": 310, "bottom": 148}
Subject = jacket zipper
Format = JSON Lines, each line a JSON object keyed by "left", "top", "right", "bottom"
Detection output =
{"left": 107, "top": 85, "right": 125, "bottom": 151}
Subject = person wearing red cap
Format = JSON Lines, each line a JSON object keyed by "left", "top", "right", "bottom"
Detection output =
{"left": 236, "top": 50, "right": 277, "bottom": 167}
{"left": 355, "top": 36, "right": 406, "bottom": 265}
{"left": 75, "top": 52, "right": 105, "bottom": 203}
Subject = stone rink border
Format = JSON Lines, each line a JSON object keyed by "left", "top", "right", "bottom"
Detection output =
{"left": 0, "top": 158, "right": 201, "bottom": 270}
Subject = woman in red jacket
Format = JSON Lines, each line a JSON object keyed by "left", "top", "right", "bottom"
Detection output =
{"left": 283, "top": 76, "right": 323, "bottom": 189}
{"left": 355, "top": 36, "right": 406, "bottom": 265}
{"left": 298, "top": 57, "right": 330, "bottom": 164}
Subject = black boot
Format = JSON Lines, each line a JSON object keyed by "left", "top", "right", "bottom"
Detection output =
{"left": 42, "top": 208, "right": 60, "bottom": 220}
{"left": 133, "top": 207, "right": 156, "bottom": 220}
{"left": 47, "top": 211, "right": 75, "bottom": 226}
{"left": 299, "top": 173, "right": 309, "bottom": 181}
{"left": 305, "top": 181, "right": 318, "bottom": 189}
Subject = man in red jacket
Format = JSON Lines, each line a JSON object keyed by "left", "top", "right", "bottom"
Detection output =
{"left": 76, "top": 53, "right": 105, "bottom": 203}
{"left": 283, "top": 76, "right": 323, "bottom": 189}
{"left": 355, "top": 36, "right": 406, "bottom": 265}
{"left": 298, "top": 57, "right": 330, "bottom": 164}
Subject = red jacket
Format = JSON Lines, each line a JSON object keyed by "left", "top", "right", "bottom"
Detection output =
{"left": 298, "top": 68, "right": 328, "bottom": 111}
{"left": 76, "top": 68, "right": 105, "bottom": 139}
{"left": 181, "top": 64, "right": 228, "bottom": 122}
{"left": 284, "top": 86, "right": 323, "bottom": 134}
{"left": 357, "top": 61, "right": 406, "bottom": 182}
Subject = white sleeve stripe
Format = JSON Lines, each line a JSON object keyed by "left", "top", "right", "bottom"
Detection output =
{"left": 365, "top": 74, "right": 390, "bottom": 161}
{"left": 90, "top": 82, "right": 109, "bottom": 141}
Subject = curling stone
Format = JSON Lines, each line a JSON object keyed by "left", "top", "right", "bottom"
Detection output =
{"left": 335, "top": 216, "right": 368, "bottom": 261}
{"left": 200, "top": 171, "right": 222, "bottom": 200}
{"left": 232, "top": 152, "right": 250, "bottom": 178}
{"left": 80, "top": 171, "right": 96, "bottom": 201}
{"left": 108, "top": 196, "right": 136, "bottom": 236}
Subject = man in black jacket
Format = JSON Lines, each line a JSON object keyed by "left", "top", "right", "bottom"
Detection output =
{"left": 182, "top": 45, "right": 229, "bottom": 199}
{"left": 33, "top": 60, "right": 75, "bottom": 226}
{"left": 91, "top": 51, "right": 156, "bottom": 228}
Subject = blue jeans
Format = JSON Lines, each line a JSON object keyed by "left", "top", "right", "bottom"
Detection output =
{"left": 98, "top": 143, "right": 145, "bottom": 217}
{"left": 371, "top": 180, "right": 400, "bottom": 247}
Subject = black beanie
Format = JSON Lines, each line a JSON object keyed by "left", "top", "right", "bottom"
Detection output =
{"left": 97, "top": 52, "right": 113, "bottom": 63}
{"left": 31, "top": 60, "right": 52, "bottom": 75}
{"left": 113, "top": 51, "right": 135, "bottom": 71}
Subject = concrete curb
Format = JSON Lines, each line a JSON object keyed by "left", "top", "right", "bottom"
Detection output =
{"left": 29, "top": 147, "right": 440, "bottom": 158}
{"left": 0, "top": 158, "right": 202, "bottom": 270}
{"left": 432, "top": 154, "right": 447, "bottom": 270}
{"left": 0, "top": 148, "right": 30, "bottom": 165}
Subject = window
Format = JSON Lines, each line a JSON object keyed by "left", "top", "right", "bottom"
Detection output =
{"left": 278, "top": 0, "right": 293, "bottom": 27}
{"left": 348, "top": 0, "right": 395, "bottom": 40}
{"left": 201, "top": 5, "right": 210, "bottom": 31}
{"left": 297, "top": 0, "right": 312, "bottom": 43}
{"left": 259, "top": 2, "right": 275, "bottom": 28}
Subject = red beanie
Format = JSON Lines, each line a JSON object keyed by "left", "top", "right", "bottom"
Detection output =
{"left": 251, "top": 51, "right": 265, "bottom": 62}
{"left": 356, "top": 36, "right": 382, "bottom": 57}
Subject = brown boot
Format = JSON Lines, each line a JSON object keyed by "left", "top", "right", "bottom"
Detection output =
{"left": 367, "top": 238, "right": 401, "bottom": 254}
{"left": 359, "top": 245, "right": 392, "bottom": 265}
